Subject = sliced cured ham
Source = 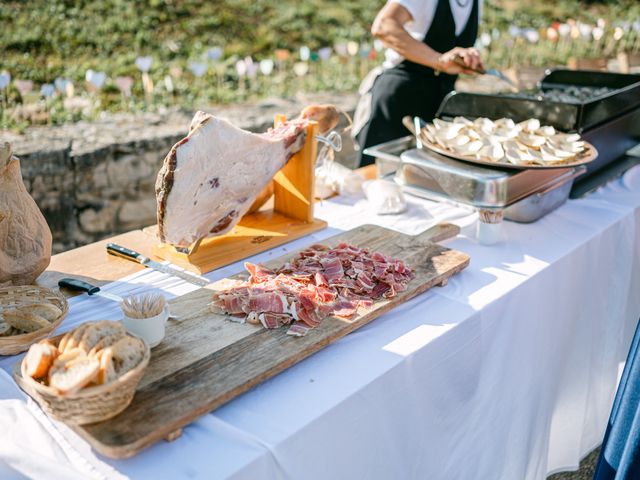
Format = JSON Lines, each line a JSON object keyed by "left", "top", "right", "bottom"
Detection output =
{"left": 210, "top": 243, "right": 414, "bottom": 336}
{"left": 156, "top": 112, "right": 307, "bottom": 246}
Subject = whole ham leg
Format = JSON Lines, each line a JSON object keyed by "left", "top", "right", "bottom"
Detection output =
{"left": 155, "top": 112, "right": 307, "bottom": 247}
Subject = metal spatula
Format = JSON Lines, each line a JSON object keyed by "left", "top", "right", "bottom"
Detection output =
{"left": 452, "top": 56, "right": 518, "bottom": 90}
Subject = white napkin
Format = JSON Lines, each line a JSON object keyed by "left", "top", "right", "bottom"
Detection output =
{"left": 0, "top": 370, "right": 126, "bottom": 480}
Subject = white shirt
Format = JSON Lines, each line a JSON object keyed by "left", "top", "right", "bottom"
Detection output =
{"left": 383, "top": 0, "right": 482, "bottom": 68}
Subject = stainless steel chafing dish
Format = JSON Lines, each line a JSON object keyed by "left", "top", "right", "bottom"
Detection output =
{"left": 364, "top": 136, "right": 585, "bottom": 224}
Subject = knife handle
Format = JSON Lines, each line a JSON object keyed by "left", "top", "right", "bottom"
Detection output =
{"left": 58, "top": 278, "right": 100, "bottom": 295}
{"left": 452, "top": 55, "right": 485, "bottom": 74}
{"left": 107, "top": 243, "right": 141, "bottom": 263}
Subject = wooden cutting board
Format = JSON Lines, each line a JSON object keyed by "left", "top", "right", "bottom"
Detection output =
{"left": 19, "top": 224, "right": 469, "bottom": 458}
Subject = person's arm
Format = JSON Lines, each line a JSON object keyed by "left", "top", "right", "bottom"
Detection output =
{"left": 371, "top": 2, "right": 482, "bottom": 74}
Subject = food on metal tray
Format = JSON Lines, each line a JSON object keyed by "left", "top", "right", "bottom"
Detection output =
{"left": 210, "top": 243, "right": 414, "bottom": 336}
{"left": 420, "top": 117, "right": 587, "bottom": 166}
{"left": 24, "top": 320, "right": 145, "bottom": 394}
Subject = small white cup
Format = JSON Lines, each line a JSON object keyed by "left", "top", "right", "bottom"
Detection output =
{"left": 122, "top": 305, "right": 169, "bottom": 348}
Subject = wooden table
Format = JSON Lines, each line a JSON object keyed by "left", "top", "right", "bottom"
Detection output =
{"left": 36, "top": 165, "right": 377, "bottom": 297}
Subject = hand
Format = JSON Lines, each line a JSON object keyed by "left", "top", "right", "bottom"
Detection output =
{"left": 436, "top": 47, "right": 484, "bottom": 75}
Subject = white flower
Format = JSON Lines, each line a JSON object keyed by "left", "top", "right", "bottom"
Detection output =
{"left": 318, "top": 47, "right": 332, "bottom": 61}
{"left": 235, "top": 60, "right": 247, "bottom": 77}
{"left": 592, "top": 27, "right": 604, "bottom": 41}
{"left": 300, "top": 46, "right": 311, "bottom": 62}
{"left": 509, "top": 25, "right": 520, "bottom": 38}
{"left": 135, "top": 56, "right": 153, "bottom": 72}
{"left": 259, "top": 59, "right": 274, "bottom": 75}
{"left": 115, "top": 76, "right": 134, "bottom": 96}
{"left": 164, "top": 75, "right": 174, "bottom": 93}
{"left": 480, "top": 32, "right": 491, "bottom": 47}
{"left": 578, "top": 23, "right": 592, "bottom": 39}
{"left": 244, "top": 57, "right": 257, "bottom": 78}
{"left": 347, "top": 41, "right": 359, "bottom": 56}
{"left": 558, "top": 24, "right": 571, "bottom": 38}
{"left": 293, "top": 62, "right": 309, "bottom": 77}
{"left": 334, "top": 42, "right": 348, "bottom": 57}
{"left": 614, "top": 27, "right": 624, "bottom": 40}
{"left": 524, "top": 29, "right": 540, "bottom": 43}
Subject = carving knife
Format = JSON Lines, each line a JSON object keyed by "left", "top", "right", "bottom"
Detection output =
{"left": 58, "top": 278, "right": 123, "bottom": 302}
{"left": 106, "top": 243, "right": 210, "bottom": 286}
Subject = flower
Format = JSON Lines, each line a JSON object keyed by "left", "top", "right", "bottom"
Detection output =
{"left": 0, "top": 71, "right": 11, "bottom": 90}
{"left": 547, "top": 27, "right": 558, "bottom": 41}
{"left": 15, "top": 79, "right": 33, "bottom": 95}
{"left": 614, "top": 27, "right": 624, "bottom": 41}
{"left": 54, "top": 77, "right": 69, "bottom": 92}
{"left": 85, "top": 70, "right": 106, "bottom": 89}
{"left": 293, "top": 62, "right": 309, "bottom": 77}
{"left": 259, "top": 59, "right": 274, "bottom": 75}
{"left": 40, "top": 84, "right": 55, "bottom": 98}
{"left": 115, "top": 76, "right": 134, "bottom": 96}
{"left": 244, "top": 57, "right": 258, "bottom": 78}
{"left": 597, "top": 18, "right": 606, "bottom": 29}
{"left": 373, "top": 39, "right": 384, "bottom": 52}
{"left": 135, "top": 56, "right": 153, "bottom": 73}
{"left": 578, "top": 23, "right": 592, "bottom": 39}
{"left": 509, "top": 25, "right": 521, "bottom": 38}
{"left": 318, "top": 47, "right": 332, "bottom": 61}
{"left": 347, "top": 41, "right": 359, "bottom": 56}
{"left": 300, "top": 46, "right": 311, "bottom": 62}
{"left": 480, "top": 32, "right": 491, "bottom": 47}
{"left": 592, "top": 27, "right": 604, "bottom": 41}
{"left": 235, "top": 59, "right": 247, "bottom": 77}
{"left": 164, "top": 75, "right": 174, "bottom": 93}
{"left": 334, "top": 42, "right": 348, "bottom": 57}
{"left": 275, "top": 49, "right": 290, "bottom": 61}
{"left": 206, "top": 46, "right": 224, "bottom": 62}
{"left": 558, "top": 24, "right": 571, "bottom": 38}
{"left": 188, "top": 62, "right": 208, "bottom": 78}
{"left": 524, "top": 29, "right": 540, "bottom": 43}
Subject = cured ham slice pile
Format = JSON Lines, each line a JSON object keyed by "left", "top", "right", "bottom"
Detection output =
{"left": 211, "top": 243, "right": 414, "bottom": 336}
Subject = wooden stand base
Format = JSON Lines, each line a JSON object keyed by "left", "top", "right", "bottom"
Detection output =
{"left": 151, "top": 211, "right": 327, "bottom": 274}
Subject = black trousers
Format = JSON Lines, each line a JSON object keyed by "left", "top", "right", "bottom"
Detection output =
{"left": 356, "top": 67, "right": 456, "bottom": 167}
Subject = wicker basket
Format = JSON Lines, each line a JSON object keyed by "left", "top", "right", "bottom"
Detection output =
{"left": 0, "top": 286, "right": 69, "bottom": 356}
{"left": 15, "top": 332, "right": 150, "bottom": 425}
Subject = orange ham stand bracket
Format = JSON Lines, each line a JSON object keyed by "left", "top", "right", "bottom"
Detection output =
{"left": 150, "top": 117, "right": 327, "bottom": 275}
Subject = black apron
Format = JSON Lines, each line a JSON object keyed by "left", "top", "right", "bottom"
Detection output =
{"left": 356, "top": 0, "right": 479, "bottom": 166}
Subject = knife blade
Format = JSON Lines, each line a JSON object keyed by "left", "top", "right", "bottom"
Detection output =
{"left": 106, "top": 243, "right": 210, "bottom": 286}
{"left": 58, "top": 278, "right": 123, "bottom": 302}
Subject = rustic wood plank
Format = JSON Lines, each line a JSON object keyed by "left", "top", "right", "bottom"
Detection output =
{"left": 30, "top": 224, "right": 469, "bottom": 459}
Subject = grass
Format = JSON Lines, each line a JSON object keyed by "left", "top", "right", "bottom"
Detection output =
{"left": 1, "top": 0, "right": 640, "bottom": 129}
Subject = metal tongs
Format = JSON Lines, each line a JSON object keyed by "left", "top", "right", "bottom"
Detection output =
{"left": 452, "top": 55, "right": 518, "bottom": 90}
{"left": 402, "top": 116, "right": 428, "bottom": 148}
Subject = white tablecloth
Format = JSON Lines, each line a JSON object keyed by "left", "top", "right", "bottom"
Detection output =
{"left": 1, "top": 166, "right": 639, "bottom": 480}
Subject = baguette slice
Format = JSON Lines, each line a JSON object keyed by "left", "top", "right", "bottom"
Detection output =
{"left": 59, "top": 323, "right": 90, "bottom": 353}
{"left": 88, "top": 331, "right": 126, "bottom": 357}
{"left": 19, "top": 303, "right": 62, "bottom": 323}
{"left": 107, "top": 336, "right": 145, "bottom": 376}
{"left": 95, "top": 349, "right": 117, "bottom": 385}
{"left": 24, "top": 341, "right": 60, "bottom": 379}
{"left": 4, "top": 309, "right": 50, "bottom": 332}
{"left": 79, "top": 321, "right": 126, "bottom": 354}
{"left": 49, "top": 355, "right": 100, "bottom": 395}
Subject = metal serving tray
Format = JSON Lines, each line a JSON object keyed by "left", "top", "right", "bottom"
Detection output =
{"left": 364, "top": 136, "right": 584, "bottom": 222}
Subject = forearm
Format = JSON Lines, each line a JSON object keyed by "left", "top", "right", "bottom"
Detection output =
{"left": 372, "top": 17, "right": 441, "bottom": 68}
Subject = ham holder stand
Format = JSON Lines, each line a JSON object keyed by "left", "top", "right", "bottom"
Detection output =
{"left": 148, "top": 116, "right": 328, "bottom": 274}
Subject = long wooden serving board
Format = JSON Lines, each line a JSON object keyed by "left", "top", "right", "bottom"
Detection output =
{"left": 17, "top": 224, "right": 469, "bottom": 458}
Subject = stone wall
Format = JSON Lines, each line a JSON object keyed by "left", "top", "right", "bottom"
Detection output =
{"left": 4, "top": 93, "right": 359, "bottom": 253}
